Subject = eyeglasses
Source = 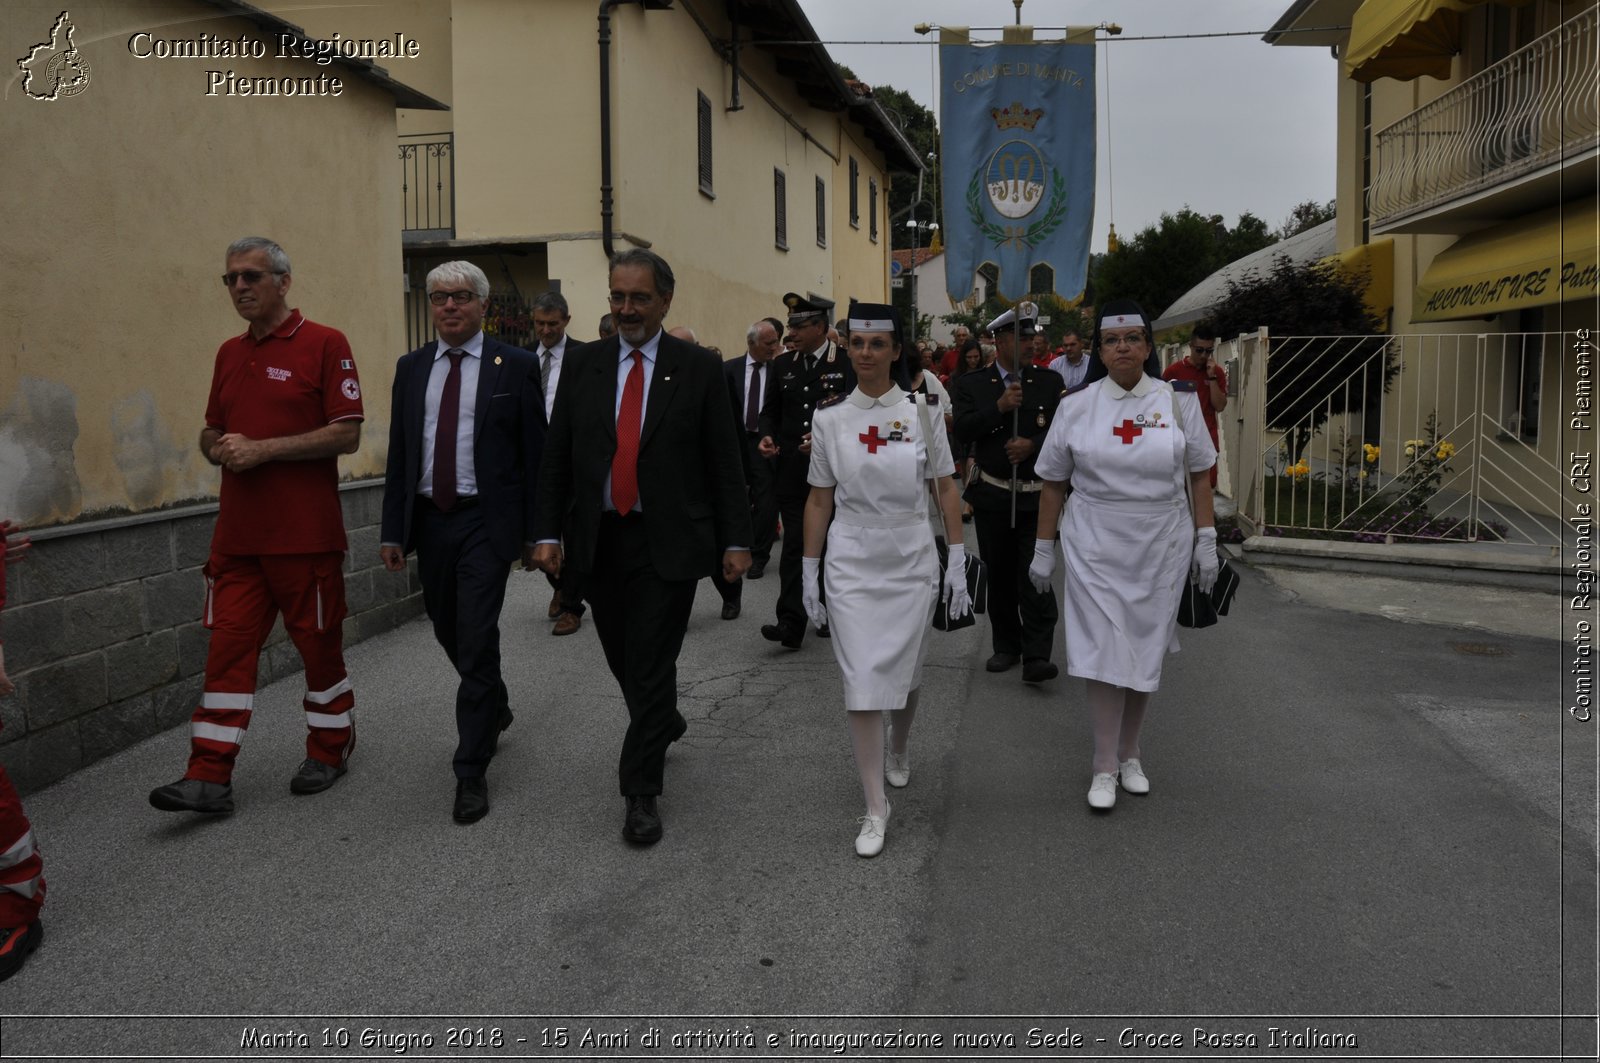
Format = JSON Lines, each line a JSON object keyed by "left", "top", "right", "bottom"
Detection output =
{"left": 608, "top": 291, "right": 656, "bottom": 309}
{"left": 428, "top": 290, "right": 479, "bottom": 306}
{"left": 221, "top": 270, "right": 284, "bottom": 287}
{"left": 1192, "top": 343, "right": 1216, "bottom": 355}
{"left": 1101, "top": 330, "right": 1147, "bottom": 348}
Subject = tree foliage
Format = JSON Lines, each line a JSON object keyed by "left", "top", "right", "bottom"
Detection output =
{"left": 1090, "top": 207, "right": 1277, "bottom": 320}
{"left": 1278, "top": 198, "right": 1337, "bottom": 239}
{"left": 1210, "top": 255, "right": 1393, "bottom": 448}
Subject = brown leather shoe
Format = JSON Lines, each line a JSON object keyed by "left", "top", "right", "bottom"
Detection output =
{"left": 552, "top": 611, "right": 582, "bottom": 636}
{"left": 547, "top": 591, "right": 563, "bottom": 619}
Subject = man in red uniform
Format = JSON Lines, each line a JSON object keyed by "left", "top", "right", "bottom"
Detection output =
{"left": 1161, "top": 321, "right": 1228, "bottom": 487}
{"left": 149, "top": 237, "right": 363, "bottom": 815}
{"left": 0, "top": 520, "right": 44, "bottom": 981}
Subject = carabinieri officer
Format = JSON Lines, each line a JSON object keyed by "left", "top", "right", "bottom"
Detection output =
{"left": 950, "top": 306, "right": 1065, "bottom": 685}
{"left": 756, "top": 292, "right": 854, "bottom": 650}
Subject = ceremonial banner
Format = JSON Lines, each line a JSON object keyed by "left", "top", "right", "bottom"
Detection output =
{"left": 939, "top": 27, "right": 1095, "bottom": 303}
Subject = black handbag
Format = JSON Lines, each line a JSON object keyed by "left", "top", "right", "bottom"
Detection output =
{"left": 1171, "top": 383, "right": 1239, "bottom": 629}
{"left": 1176, "top": 555, "right": 1240, "bottom": 628}
{"left": 933, "top": 538, "right": 988, "bottom": 631}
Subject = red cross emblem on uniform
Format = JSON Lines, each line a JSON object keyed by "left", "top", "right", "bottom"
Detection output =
{"left": 1112, "top": 419, "right": 1143, "bottom": 445}
{"left": 859, "top": 425, "right": 888, "bottom": 453}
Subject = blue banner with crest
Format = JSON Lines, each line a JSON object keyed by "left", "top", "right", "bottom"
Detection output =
{"left": 939, "top": 35, "right": 1095, "bottom": 303}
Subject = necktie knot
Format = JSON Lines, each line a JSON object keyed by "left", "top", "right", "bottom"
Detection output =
{"left": 447, "top": 348, "right": 465, "bottom": 366}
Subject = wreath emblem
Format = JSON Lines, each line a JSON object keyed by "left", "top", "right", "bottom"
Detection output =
{"left": 966, "top": 166, "right": 1068, "bottom": 252}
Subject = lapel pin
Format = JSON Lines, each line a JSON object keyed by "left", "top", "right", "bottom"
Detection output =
{"left": 494, "top": 356, "right": 502, "bottom": 365}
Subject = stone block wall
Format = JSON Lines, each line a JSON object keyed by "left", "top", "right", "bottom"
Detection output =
{"left": 0, "top": 480, "right": 421, "bottom": 793}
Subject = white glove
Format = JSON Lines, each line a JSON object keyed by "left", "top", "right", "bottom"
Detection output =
{"left": 801, "top": 556, "right": 828, "bottom": 629}
{"left": 1027, "top": 538, "right": 1056, "bottom": 594}
{"left": 1192, "top": 527, "right": 1219, "bottom": 594}
{"left": 943, "top": 544, "right": 972, "bottom": 620}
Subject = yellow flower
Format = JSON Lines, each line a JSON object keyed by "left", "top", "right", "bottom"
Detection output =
{"left": 1436, "top": 441, "right": 1456, "bottom": 460}
{"left": 1404, "top": 444, "right": 1416, "bottom": 458}
{"left": 1359, "top": 470, "right": 1368, "bottom": 479}
{"left": 1363, "top": 443, "right": 1380, "bottom": 462}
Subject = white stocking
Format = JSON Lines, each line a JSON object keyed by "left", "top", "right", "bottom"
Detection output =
{"left": 849, "top": 712, "right": 888, "bottom": 817}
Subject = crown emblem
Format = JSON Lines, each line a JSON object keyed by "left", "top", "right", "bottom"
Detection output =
{"left": 990, "top": 102, "right": 1043, "bottom": 131}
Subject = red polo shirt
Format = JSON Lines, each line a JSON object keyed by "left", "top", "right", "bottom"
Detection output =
{"left": 1162, "top": 357, "right": 1227, "bottom": 442}
{"left": 204, "top": 310, "right": 364, "bottom": 555}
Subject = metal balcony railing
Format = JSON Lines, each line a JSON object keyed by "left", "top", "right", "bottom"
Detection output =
{"left": 400, "top": 132, "right": 455, "bottom": 239}
{"left": 1370, "top": 8, "right": 1598, "bottom": 228}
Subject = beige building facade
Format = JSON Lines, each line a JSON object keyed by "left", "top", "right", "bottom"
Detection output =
{"left": 1265, "top": 0, "right": 1597, "bottom": 526}
{"left": 366, "top": 0, "right": 918, "bottom": 353}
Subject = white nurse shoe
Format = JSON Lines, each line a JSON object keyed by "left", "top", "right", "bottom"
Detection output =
{"left": 855, "top": 803, "right": 891, "bottom": 857}
{"left": 1087, "top": 773, "right": 1117, "bottom": 810}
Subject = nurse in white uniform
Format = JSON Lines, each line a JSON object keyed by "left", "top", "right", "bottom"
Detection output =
{"left": 801, "top": 302, "right": 969, "bottom": 857}
{"left": 1027, "top": 300, "right": 1219, "bottom": 811}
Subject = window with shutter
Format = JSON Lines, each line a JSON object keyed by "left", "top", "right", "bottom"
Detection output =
{"left": 868, "top": 178, "right": 878, "bottom": 243}
{"left": 815, "top": 176, "right": 826, "bottom": 248}
{"left": 774, "top": 168, "right": 787, "bottom": 250}
{"left": 848, "top": 158, "right": 859, "bottom": 228}
{"left": 697, "top": 91, "right": 713, "bottom": 197}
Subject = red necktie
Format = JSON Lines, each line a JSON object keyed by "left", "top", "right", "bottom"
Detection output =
{"left": 433, "top": 348, "right": 465, "bottom": 511}
{"left": 745, "top": 362, "right": 763, "bottom": 432}
{"left": 612, "top": 350, "right": 644, "bottom": 512}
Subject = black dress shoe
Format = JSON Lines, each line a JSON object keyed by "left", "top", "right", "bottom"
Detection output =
{"left": 623, "top": 795, "right": 663, "bottom": 845}
{"left": 985, "top": 652, "right": 1020, "bottom": 673}
{"left": 721, "top": 601, "right": 741, "bottom": 620}
{"left": 453, "top": 778, "right": 489, "bottom": 824}
{"left": 747, "top": 562, "right": 767, "bottom": 580}
{"left": 668, "top": 715, "right": 688, "bottom": 743}
{"left": 499, "top": 705, "right": 515, "bottom": 732}
{"left": 760, "top": 623, "right": 802, "bottom": 650}
{"left": 816, "top": 623, "right": 830, "bottom": 638}
{"left": 149, "top": 778, "right": 234, "bottom": 815}
{"left": 1022, "top": 659, "right": 1059, "bottom": 684}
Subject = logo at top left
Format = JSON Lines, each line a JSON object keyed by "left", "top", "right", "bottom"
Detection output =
{"left": 18, "top": 11, "right": 92, "bottom": 101}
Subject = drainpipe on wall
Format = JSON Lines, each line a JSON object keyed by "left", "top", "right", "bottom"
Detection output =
{"left": 600, "top": 0, "right": 673, "bottom": 260}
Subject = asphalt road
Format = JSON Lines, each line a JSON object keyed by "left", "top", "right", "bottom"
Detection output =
{"left": 1, "top": 546, "right": 1592, "bottom": 1060}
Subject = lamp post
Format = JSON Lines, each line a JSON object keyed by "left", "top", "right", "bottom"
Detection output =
{"left": 904, "top": 210, "right": 939, "bottom": 347}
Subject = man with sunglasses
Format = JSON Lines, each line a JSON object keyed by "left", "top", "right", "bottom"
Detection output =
{"left": 150, "top": 236, "right": 363, "bottom": 816}
{"left": 1160, "top": 322, "right": 1228, "bottom": 487}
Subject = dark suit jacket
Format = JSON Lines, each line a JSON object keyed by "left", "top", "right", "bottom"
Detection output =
{"left": 950, "top": 362, "right": 1065, "bottom": 515}
{"left": 380, "top": 336, "right": 546, "bottom": 563}
{"left": 534, "top": 332, "right": 752, "bottom": 582}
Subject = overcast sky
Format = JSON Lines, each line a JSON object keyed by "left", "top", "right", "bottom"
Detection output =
{"left": 799, "top": 0, "right": 1341, "bottom": 253}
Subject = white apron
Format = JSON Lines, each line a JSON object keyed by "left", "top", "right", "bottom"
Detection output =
{"left": 809, "top": 388, "right": 955, "bottom": 711}
{"left": 1033, "top": 376, "right": 1217, "bottom": 691}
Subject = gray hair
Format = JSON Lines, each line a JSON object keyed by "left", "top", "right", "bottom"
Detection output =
{"left": 608, "top": 248, "right": 675, "bottom": 297}
{"left": 426, "top": 260, "right": 489, "bottom": 299}
{"left": 746, "top": 319, "right": 777, "bottom": 345}
{"left": 227, "top": 236, "right": 290, "bottom": 274}
{"left": 532, "top": 290, "right": 569, "bottom": 316}
{"left": 598, "top": 313, "right": 617, "bottom": 337}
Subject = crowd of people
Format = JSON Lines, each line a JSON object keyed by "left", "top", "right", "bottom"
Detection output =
{"left": 0, "top": 235, "right": 1229, "bottom": 982}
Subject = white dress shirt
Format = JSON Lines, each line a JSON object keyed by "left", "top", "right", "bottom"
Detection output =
{"left": 1048, "top": 353, "right": 1091, "bottom": 390}
{"left": 419, "top": 331, "right": 484, "bottom": 499}
{"left": 538, "top": 334, "right": 569, "bottom": 422}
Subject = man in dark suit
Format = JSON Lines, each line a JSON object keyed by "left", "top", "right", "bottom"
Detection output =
{"left": 951, "top": 310, "right": 1064, "bottom": 686}
{"left": 530, "top": 290, "right": 587, "bottom": 637}
{"left": 533, "top": 249, "right": 752, "bottom": 846}
{"left": 756, "top": 294, "right": 854, "bottom": 649}
{"left": 709, "top": 317, "right": 782, "bottom": 620}
{"left": 379, "top": 260, "right": 544, "bottom": 825}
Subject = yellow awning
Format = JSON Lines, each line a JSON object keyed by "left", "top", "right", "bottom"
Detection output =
{"left": 1344, "top": 0, "right": 1475, "bottom": 82}
{"left": 1412, "top": 200, "right": 1599, "bottom": 322}
{"left": 1322, "top": 238, "right": 1396, "bottom": 322}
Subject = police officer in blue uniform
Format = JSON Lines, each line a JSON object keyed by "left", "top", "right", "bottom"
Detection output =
{"left": 757, "top": 293, "right": 855, "bottom": 649}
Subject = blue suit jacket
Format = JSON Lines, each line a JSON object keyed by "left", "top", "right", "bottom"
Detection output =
{"left": 380, "top": 336, "right": 546, "bottom": 563}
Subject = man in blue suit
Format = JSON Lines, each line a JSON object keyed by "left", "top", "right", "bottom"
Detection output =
{"left": 379, "top": 260, "right": 544, "bottom": 824}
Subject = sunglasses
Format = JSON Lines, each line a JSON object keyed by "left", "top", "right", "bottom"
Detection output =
{"left": 221, "top": 270, "right": 284, "bottom": 287}
{"left": 1192, "top": 344, "right": 1216, "bottom": 354}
